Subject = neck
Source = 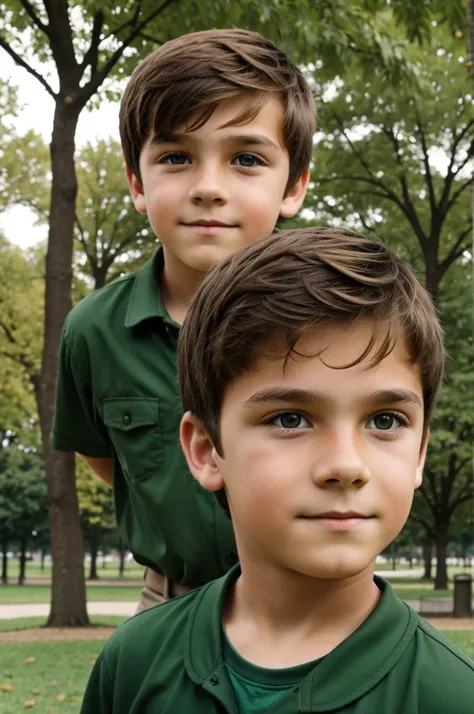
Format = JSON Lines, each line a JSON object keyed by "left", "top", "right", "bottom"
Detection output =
{"left": 160, "top": 248, "right": 205, "bottom": 325}
{"left": 223, "top": 559, "right": 380, "bottom": 668}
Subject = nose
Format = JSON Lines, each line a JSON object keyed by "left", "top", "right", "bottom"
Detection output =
{"left": 312, "top": 428, "right": 370, "bottom": 489}
{"left": 189, "top": 161, "right": 229, "bottom": 205}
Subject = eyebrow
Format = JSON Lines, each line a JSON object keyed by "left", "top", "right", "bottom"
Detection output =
{"left": 149, "top": 132, "right": 280, "bottom": 151}
{"left": 245, "top": 387, "right": 423, "bottom": 410}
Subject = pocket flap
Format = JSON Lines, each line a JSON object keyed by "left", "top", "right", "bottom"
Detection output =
{"left": 103, "top": 398, "right": 160, "bottom": 432}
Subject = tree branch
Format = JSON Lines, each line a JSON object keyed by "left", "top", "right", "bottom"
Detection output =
{"left": 0, "top": 36, "right": 56, "bottom": 99}
{"left": 82, "top": 0, "right": 178, "bottom": 102}
{"left": 81, "top": 10, "right": 104, "bottom": 77}
{"left": 438, "top": 118, "right": 474, "bottom": 215}
{"left": 409, "top": 513, "right": 435, "bottom": 539}
{"left": 445, "top": 175, "right": 474, "bottom": 215}
{"left": 19, "top": 0, "right": 51, "bottom": 37}
{"left": 102, "top": 1, "right": 142, "bottom": 41}
{"left": 438, "top": 225, "right": 472, "bottom": 279}
{"left": 414, "top": 113, "right": 436, "bottom": 216}
{"left": 136, "top": 30, "right": 167, "bottom": 45}
{"left": 0, "top": 319, "right": 16, "bottom": 345}
{"left": 381, "top": 123, "right": 426, "bottom": 243}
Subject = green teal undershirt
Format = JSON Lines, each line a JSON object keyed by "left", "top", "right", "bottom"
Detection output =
{"left": 222, "top": 628, "right": 323, "bottom": 713}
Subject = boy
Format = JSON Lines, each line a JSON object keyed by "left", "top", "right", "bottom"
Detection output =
{"left": 82, "top": 227, "right": 474, "bottom": 713}
{"left": 50, "top": 29, "right": 314, "bottom": 609}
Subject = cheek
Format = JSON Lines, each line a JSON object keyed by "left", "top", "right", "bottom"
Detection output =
{"left": 225, "top": 443, "right": 293, "bottom": 522}
{"left": 379, "top": 451, "right": 419, "bottom": 517}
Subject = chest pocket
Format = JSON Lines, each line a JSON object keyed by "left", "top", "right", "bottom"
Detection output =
{"left": 103, "top": 398, "right": 163, "bottom": 481}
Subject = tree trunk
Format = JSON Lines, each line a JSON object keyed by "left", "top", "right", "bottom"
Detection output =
{"left": 391, "top": 542, "right": 397, "bottom": 570}
{"left": 1, "top": 539, "right": 8, "bottom": 584}
{"left": 18, "top": 537, "right": 27, "bottom": 585}
{"left": 89, "top": 536, "right": 99, "bottom": 580}
{"left": 94, "top": 265, "right": 108, "bottom": 291}
{"left": 38, "top": 101, "right": 89, "bottom": 627}
{"left": 118, "top": 541, "right": 125, "bottom": 578}
{"left": 423, "top": 540, "right": 433, "bottom": 580}
{"left": 434, "top": 523, "right": 449, "bottom": 590}
{"left": 41, "top": 550, "right": 45, "bottom": 571}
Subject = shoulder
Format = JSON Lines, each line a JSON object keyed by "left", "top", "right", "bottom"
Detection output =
{"left": 101, "top": 588, "right": 200, "bottom": 672}
{"left": 413, "top": 616, "right": 474, "bottom": 706}
{"left": 64, "top": 274, "right": 135, "bottom": 339}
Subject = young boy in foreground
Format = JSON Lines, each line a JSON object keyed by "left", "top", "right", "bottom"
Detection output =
{"left": 82, "top": 227, "right": 474, "bottom": 713}
{"left": 50, "top": 29, "right": 314, "bottom": 610}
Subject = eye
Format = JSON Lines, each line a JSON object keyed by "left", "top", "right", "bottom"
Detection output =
{"left": 233, "top": 153, "right": 264, "bottom": 168}
{"left": 159, "top": 152, "right": 190, "bottom": 165}
{"left": 366, "top": 412, "right": 408, "bottom": 432}
{"left": 271, "top": 412, "right": 310, "bottom": 430}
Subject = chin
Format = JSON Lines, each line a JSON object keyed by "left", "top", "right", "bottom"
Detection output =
{"left": 295, "top": 557, "right": 376, "bottom": 581}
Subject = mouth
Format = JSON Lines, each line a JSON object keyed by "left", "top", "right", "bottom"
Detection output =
{"left": 305, "top": 511, "right": 370, "bottom": 520}
{"left": 299, "top": 512, "right": 374, "bottom": 531}
{"left": 181, "top": 220, "right": 236, "bottom": 228}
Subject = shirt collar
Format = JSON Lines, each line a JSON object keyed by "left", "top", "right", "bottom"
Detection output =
{"left": 184, "top": 568, "right": 418, "bottom": 712}
{"left": 124, "top": 247, "right": 167, "bottom": 328}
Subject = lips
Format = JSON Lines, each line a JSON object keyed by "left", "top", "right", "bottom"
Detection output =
{"left": 181, "top": 220, "right": 236, "bottom": 228}
{"left": 301, "top": 511, "right": 369, "bottom": 520}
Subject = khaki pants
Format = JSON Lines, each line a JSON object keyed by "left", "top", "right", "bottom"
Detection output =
{"left": 135, "top": 568, "right": 196, "bottom": 614}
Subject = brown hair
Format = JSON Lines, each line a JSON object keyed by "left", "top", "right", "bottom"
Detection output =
{"left": 119, "top": 29, "right": 316, "bottom": 191}
{"left": 179, "top": 226, "right": 444, "bottom": 456}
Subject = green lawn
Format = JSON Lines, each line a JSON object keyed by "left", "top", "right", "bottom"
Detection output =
{"left": 0, "top": 616, "right": 127, "bottom": 632}
{"left": 0, "top": 630, "right": 472, "bottom": 714}
{"left": 0, "top": 640, "right": 104, "bottom": 714}
{"left": 393, "top": 588, "right": 452, "bottom": 600}
{"left": 0, "top": 584, "right": 141, "bottom": 605}
{"left": 5, "top": 559, "right": 144, "bottom": 581}
{"left": 444, "top": 631, "right": 474, "bottom": 660}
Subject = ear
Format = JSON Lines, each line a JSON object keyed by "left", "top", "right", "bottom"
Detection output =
{"left": 414, "top": 429, "right": 430, "bottom": 489}
{"left": 125, "top": 165, "right": 147, "bottom": 215}
{"left": 279, "top": 167, "right": 310, "bottom": 218}
{"left": 180, "top": 411, "right": 224, "bottom": 492}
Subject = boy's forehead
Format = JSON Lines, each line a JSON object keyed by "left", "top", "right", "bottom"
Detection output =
{"left": 145, "top": 94, "right": 287, "bottom": 148}
{"left": 224, "top": 322, "right": 424, "bottom": 408}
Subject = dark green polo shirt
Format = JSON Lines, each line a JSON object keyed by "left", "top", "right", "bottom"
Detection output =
{"left": 81, "top": 567, "right": 474, "bottom": 713}
{"left": 51, "top": 249, "right": 237, "bottom": 583}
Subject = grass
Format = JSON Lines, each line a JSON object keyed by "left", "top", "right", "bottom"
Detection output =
{"left": 0, "top": 584, "right": 141, "bottom": 605}
{"left": 443, "top": 631, "right": 474, "bottom": 660}
{"left": 0, "top": 639, "right": 105, "bottom": 714}
{"left": 0, "top": 616, "right": 127, "bottom": 632}
{"left": 394, "top": 588, "right": 453, "bottom": 600}
{"left": 4, "top": 560, "right": 144, "bottom": 581}
{"left": 0, "top": 629, "right": 472, "bottom": 714}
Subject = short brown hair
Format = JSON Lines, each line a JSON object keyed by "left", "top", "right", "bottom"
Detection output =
{"left": 179, "top": 227, "right": 445, "bottom": 456}
{"left": 119, "top": 29, "right": 316, "bottom": 191}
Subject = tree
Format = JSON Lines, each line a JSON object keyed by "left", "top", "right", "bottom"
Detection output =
{"left": 0, "top": 79, "right": 50, "bottom": 217}
{"left": 0, "top": 445, "right": 48, "bottom": 584}
{"left": 76, "top": 457, "right": 116, "bottom": 580}
{"left": 307, "top": 26, "right": 473, "bottom": 304}
{"left": 75, "top": 139, "right": 155, "bottom": 289}
{"left": 410, "top": 261, "right": 474, "bottom": 589}
{"left": 0, "top": 0, "right": 423, "bottom": 626}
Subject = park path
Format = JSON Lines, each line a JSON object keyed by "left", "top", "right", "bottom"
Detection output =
{"left": 0, "top": 600, "right": 137, "bottom": 619}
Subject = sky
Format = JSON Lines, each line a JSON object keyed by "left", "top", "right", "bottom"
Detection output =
{"left": 1, "top": 54, "right": 122, "bottom": 249}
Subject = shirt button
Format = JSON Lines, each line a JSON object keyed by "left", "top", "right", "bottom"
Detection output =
{"left": 225, "top": 551, "right": 238, "bottom": 566}
{"left": 122, "top": 411, "right": 132, "bottom": 426}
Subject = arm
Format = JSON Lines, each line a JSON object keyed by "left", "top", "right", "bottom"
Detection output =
{"left": 50, "top": 314, "right": 112, "bottom": 461}
{"left": 78, "top": 454, "right": 114, "bottom": 487}
{"left": 81, "top": 651, "right": 112, "bottom": 714}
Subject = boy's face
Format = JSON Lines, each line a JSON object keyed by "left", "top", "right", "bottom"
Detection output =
{"left": 126, "top": 95, "right": 309, "bottom": 273}
{"left": 182, "top": 321, "right": 429, "bottom": 582}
